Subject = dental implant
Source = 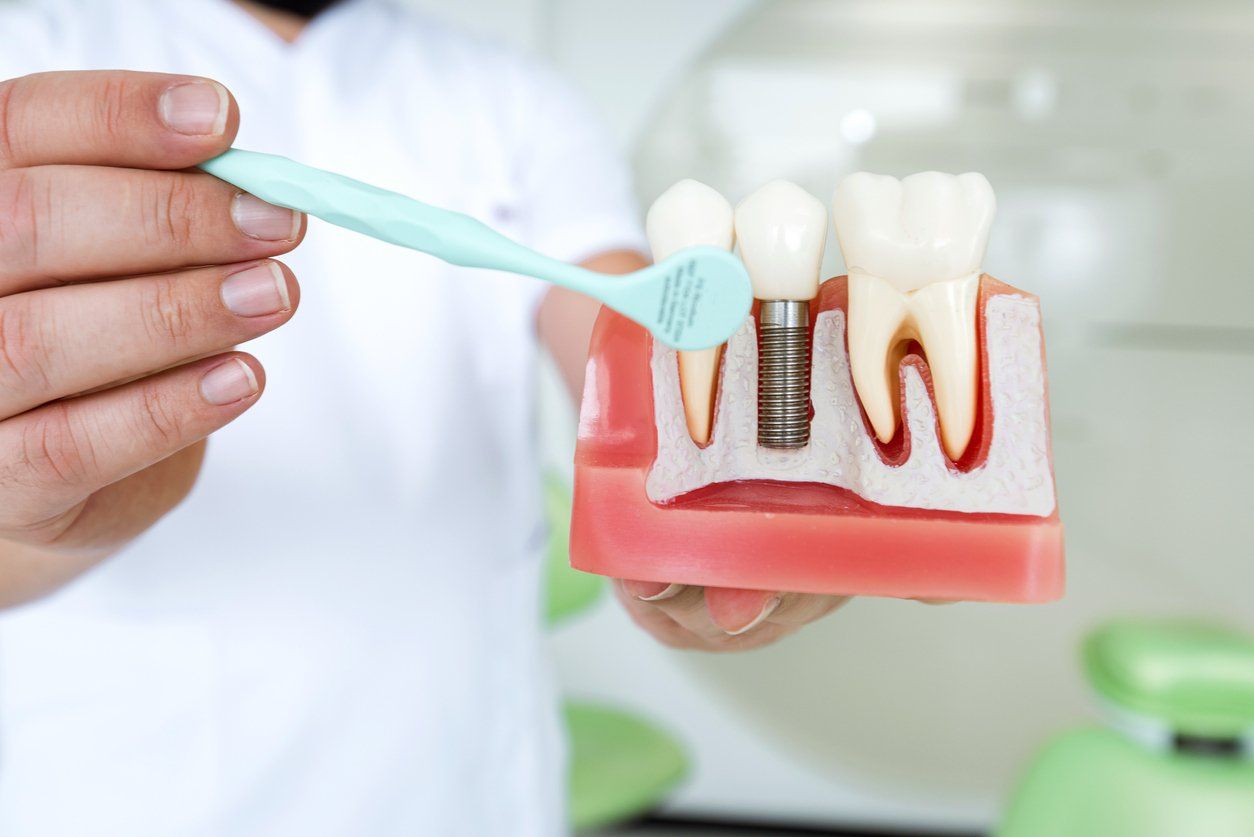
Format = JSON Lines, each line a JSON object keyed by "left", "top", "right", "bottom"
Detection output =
{"left": 733, "top": 181, "right": 828, "bottom": 449}
{"left": 756, "top": 299, "right": 811, "bottom": 448}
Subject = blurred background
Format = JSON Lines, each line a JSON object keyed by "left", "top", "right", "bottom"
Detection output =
{"left": 411, "top": 0, "right": 1254, "bottom": 833}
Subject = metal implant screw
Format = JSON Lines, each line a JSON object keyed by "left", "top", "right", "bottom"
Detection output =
{"left": 757, "top": 300, "right": 811, "bottom": 449}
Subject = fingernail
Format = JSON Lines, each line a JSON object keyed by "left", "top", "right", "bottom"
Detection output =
{"left": 221, "top": 262, "right": 290, "bottom": 317}
{"left": 159, "top": 80, "right": 229, "bottom": 136}
{"left": 200, "top": 358, "right": 259, "bottom": 406}
{"left": 725, "top": 596, "right": 780, "bottom": 636}
{"left": 627, "top": 581, "right": 683, "bottom": 602}
{"left": 232, "top": 193, "right": 301, "bottom": 241}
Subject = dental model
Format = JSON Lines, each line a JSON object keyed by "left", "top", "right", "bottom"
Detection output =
{"left": 570, "top": 172, "right": 1064, "bottom": 603}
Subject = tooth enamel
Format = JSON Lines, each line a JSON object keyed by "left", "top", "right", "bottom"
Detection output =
{"left": 734, "top": 180, "right": 827, "bottom": 449}
{"left": 833, "top": 172, "right": 994, "bottom": 292}
{"left": 646, "top": 179, "right": 735, "bottom": 446}
{"left": 833, "top": 171, "right": 994, "bottom": 460}
{"left": 734, "top": 180, "right": 827, "bottom": 302}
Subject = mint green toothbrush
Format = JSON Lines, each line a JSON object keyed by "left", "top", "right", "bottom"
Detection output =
{"left": 199, "top": 149, "right": 752, "bottom": 351}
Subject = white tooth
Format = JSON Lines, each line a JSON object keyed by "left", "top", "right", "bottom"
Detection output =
{"left": 833, "top": 171, "right": 994, "bottom": 460}
{"left": 833, "top": 171, "right": 994, "bottom": 292}
{"left": 646, "top": 179, "right": 735, "bottom": 261}
{"left": 646, "top": 180, "right": 735, "bottom": 446}
{"left": 734, "top": 180, "right": 827, "bottom": 301}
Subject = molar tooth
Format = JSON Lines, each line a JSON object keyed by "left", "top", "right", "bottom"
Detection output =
{"left": 646, "top": 179, "right": 735, "bottom": 446}
{"left": 833, "top": 172, "right": 994, "bottom": 460}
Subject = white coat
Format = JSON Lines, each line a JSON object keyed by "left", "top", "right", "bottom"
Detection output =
{"left": 0, "top": 1, "right": 645, "bottom": 834}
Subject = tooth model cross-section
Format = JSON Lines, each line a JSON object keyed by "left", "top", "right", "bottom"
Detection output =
{"left": 570, "top": 172, "right": 1064, "bottom": 603}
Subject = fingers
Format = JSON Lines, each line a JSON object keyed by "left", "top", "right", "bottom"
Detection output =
{"left": 0, "top": 444, "right": 206, "bottom": 597}
{"left": 617, "top": 581, "right": 755, "bottom": 647}
{"left": 614, "top": 582, "right": 718, "bottom": 651}
{"left": 0, "top": 71, "right": 239, "bottom": 171}
{"left": 0, "top": 260, "right": 298, "bottom": 418}
{"left": 0, "top": 166, "right": 304, "bottom": 294}
{"left": 770, "top": 592, "right": 850, "bottom": 625}
{"left": 26, "top": 443, "right": 207, "bottom": 557}
{"left": 619, "top": 579, "right": 685, "bottom": 602}
{"left": 699, "top": 588, "right": 848, "bottom": 635}
{"left": 0, "top": 353, "right": 264, "bottom": 534}
{"left": 619, "top": 579, "right": 850, "bottom": 652}
{"left": 636, "top": 584, "right": 726, "bottom": 641}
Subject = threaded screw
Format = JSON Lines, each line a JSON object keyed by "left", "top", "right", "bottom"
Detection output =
{"left": 757, "top": 300, "right": 811, "bottom": 448}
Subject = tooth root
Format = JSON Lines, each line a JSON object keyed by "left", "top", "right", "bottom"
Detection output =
{"left": 645, "top": 180, "right": 735, "bottom": 446}
{"left": 848, "top": 272, "right": 910, "bottom": 444}
{"left": 911, "top": 274, "right": 980, "bottom": 460}
{"left": 678, "top": 346, "right": 722, "bottom": 446}
{"left": 847, "top": 271, "right": 980, "bottom": 459}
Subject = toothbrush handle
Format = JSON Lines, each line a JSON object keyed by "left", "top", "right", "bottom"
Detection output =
{"left": 199, "top": 149, "right": 603, "bottom": 295}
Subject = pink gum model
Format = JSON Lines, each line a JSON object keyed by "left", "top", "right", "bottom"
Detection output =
{"left": 570, "top": 275, "right": 1064, "bottom": 603}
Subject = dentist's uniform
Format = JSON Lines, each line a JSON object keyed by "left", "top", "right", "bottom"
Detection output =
{"left": 0, "top": 0, "right": 645, "bottom": 834}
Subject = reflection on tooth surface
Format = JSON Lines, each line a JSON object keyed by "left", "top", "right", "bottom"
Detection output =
{"left": 646, "top": 297, "right": 1056, "bottom": 517}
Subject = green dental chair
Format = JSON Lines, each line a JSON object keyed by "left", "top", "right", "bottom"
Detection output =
{"left": 543, "top": 476, "right": 689, "bottom": 832}
{"left": 1000, "top": 619, "right": 1254, "bottom": 837}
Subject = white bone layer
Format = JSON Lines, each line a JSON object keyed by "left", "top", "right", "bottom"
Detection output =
{"left": 646, "top": 294, "right": 1055, "bottom": 517}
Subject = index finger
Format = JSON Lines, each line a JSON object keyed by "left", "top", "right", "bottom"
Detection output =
{"left": 0, "top": 70, "right": 239, "bottom": 171}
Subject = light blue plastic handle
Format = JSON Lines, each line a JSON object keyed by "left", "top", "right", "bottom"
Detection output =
{"left": 199, "top": 149, "right": 752, "bottom": 350}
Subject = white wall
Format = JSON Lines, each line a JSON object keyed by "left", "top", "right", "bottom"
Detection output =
{"left": 404, "top": 0, "right": 757, "bottom": 146}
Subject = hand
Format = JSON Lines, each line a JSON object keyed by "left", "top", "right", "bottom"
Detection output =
{"left": 0, "top": 71, "right": 305, "bottom": 605}
{"left": 615, "top": 580, "right": 849, "bottom": 652}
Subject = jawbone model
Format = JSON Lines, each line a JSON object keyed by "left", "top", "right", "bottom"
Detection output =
{"left": 570, "top": 173, "right": 1064, "bottom": 603}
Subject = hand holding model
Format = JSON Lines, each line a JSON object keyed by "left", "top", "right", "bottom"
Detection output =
{"left": 0, "top": 71, "right": 304, "bottom": 605}
{"left": 616, "top": 579, "right": 850, "bottom": 651}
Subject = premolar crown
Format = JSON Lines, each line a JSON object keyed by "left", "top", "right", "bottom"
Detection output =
{"left": 646, "top": 180, "right": 736, "bottom": 446}
{"left": 832, "top": 171, "right": 995, "bottom": 461}
{"left": 734, "top": 180, "right": 827, "bottom": 449}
